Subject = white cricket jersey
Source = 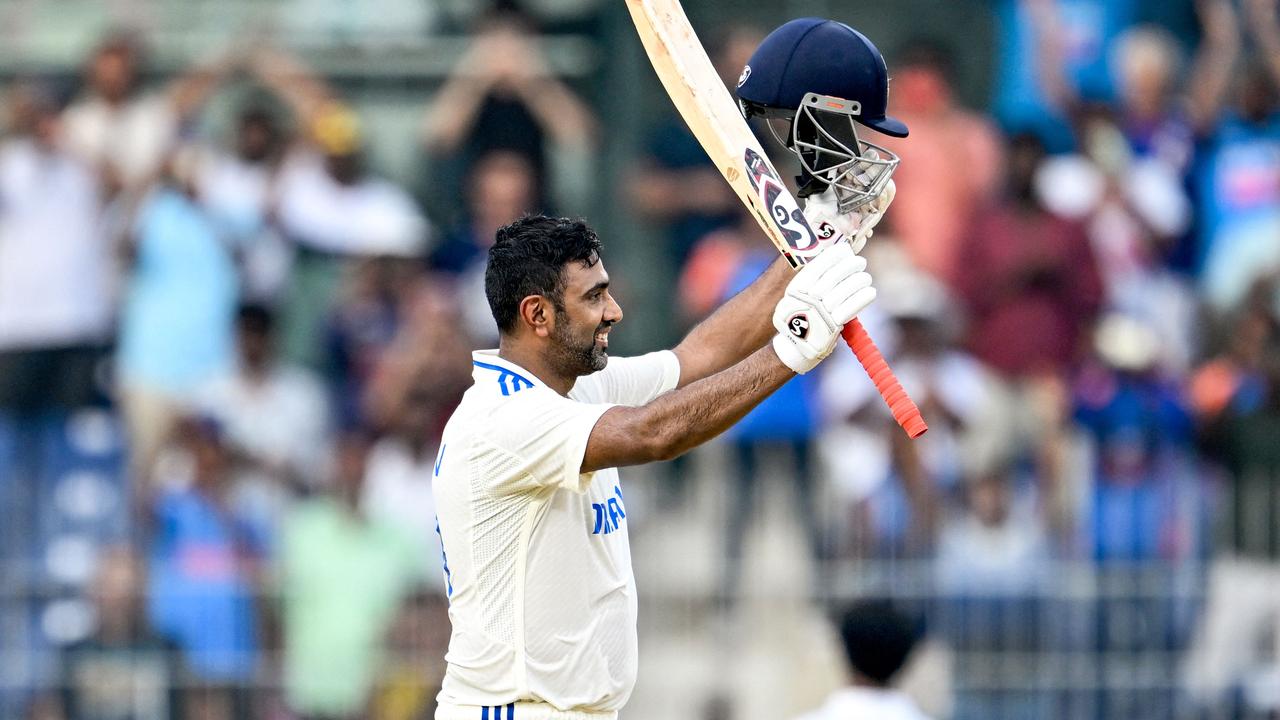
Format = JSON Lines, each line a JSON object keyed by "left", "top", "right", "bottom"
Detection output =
{"left": 792, "top": 687, "right": 932, "bottom": 720}
{"left": 433, "top": 349, "right": 681, "bottom": 713}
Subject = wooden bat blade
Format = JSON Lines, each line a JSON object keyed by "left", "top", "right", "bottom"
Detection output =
{"left": 624, "top": 0, "right": 795, "bottom": 262}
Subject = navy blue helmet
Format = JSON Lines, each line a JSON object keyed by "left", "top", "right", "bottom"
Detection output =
{"left": 737, "top": 18, "right": 907, "bottom": 211}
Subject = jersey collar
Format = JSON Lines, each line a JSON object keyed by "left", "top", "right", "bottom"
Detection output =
{"left": 471, "top": 350, "right": 545, "bottom": 397}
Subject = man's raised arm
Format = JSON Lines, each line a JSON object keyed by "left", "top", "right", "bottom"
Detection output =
{"left": 670, "top": 256, "right": 792, "bottom": 387}
{"left": 585, "top": 241, "right": 875, "bottom": 472}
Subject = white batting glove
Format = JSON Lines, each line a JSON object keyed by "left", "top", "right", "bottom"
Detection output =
{"left": 802, "top": 179, "right": 896, "bottom": 255}
{"left": 771, "top": 240, "right": 877, "bottom": 374}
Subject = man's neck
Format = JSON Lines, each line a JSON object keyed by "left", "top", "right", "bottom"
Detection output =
{"left": 498, "top": 340, "right": 576, "bottom": 396}
{"left": 850, "top": 671, "right": 891, "bottom": 691}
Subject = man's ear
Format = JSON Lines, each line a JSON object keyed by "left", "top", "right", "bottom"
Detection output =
{"left": 518, "top": 295, "right": 554, "bottom": 338}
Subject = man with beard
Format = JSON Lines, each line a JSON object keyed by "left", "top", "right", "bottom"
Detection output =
{"left": 431, "top": 213, "right": 878, "bottom": 719}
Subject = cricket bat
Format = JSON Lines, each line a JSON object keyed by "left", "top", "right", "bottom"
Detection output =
{"left": 627, "top": 0, "right": 927, "bottom": 438}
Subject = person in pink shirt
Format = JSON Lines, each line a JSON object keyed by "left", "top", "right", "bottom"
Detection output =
{"left": 880, "top": 40, "right": 1003, "bottom": 283}
{"left": 953, "top": 132, "right": 1104, "bottom": 505}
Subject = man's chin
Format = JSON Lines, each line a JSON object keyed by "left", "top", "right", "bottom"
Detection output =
{"left": 589, "top": 349, "right": 609, "bottom": 372}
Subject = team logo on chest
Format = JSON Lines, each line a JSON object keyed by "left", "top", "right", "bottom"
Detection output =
{"left": 591, "top": 486, "right": 628, "bottom": 535}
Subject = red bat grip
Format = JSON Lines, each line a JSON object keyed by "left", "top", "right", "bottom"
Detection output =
{"left": 842, "top": 319, "right": 928, "bottom": 438}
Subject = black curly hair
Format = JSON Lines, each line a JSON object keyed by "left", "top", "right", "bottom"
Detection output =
{"left": 485, "top": 214, "right": 603, "bottom": 333}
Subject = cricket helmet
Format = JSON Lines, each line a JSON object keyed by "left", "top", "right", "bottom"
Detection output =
{"left": 737, "top": 18, "right": 907, "bottom": 212}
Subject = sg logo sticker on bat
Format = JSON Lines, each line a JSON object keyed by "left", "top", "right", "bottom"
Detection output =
{"left": 743, "top": 148, "right": 822, "bottom": 257}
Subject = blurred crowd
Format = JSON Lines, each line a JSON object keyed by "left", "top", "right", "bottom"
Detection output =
{"left": 0, "top": 0, "right": 1278, "bottom": 719}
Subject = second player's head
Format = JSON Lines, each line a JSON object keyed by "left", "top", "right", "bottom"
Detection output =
{"left": 485, "top": 215, "right": 621, "bottom": 376}
{"left": 837, "top": 599, "right": 920, "bottom": 689}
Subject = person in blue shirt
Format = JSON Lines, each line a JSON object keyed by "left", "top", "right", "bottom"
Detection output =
{"left": 117, "top": 152, "right": 239, "bottom": 485}
{"left": 1072, "top": 314, "right": 1203, "bottom": 720}
{"left": 146, "top": 416, "right": 266, "bottom": 713}
{"left": 1192, "top": 64, "right": 1280, "bottom": 309}
{"left": 1185, "top": 0, "right": 1280, "bottom": 299}
{"left": 989, "top": 0, "right": 1140, "bottom": 152}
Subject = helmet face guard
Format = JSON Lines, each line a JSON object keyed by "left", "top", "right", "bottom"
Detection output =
{"left": 744, "top": 92, "right": 900, "bottom": 214}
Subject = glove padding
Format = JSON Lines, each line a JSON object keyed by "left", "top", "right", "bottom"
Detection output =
{"left": 771, "top": 240, "right": 877, "bottom": 374}
{"left": 802, "top": 177, "right": 896, "bottom": 255}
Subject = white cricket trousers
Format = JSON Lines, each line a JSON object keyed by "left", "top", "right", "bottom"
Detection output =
{"left": 436, "top": 702, "right": 618, "bottom": 720}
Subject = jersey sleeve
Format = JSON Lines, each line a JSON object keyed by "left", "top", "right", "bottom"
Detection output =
{"left": 482, "top": 391, "right": 616, "bottom": 495}
{"left": 570, "top": 350, "right": 681, "bottom": 406}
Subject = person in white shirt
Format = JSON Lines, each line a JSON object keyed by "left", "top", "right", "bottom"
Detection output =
{"left": 62, "top": 33, "right": 231, "bottom": 198}
{"left": 0, "top": 83, "right": 111, "bottom": 411}
{"left": 196, "top": 304, "right": 331, "bottom": 538}
{"left": 433, "top": 211, "right": 880, "bottom": 719}
{"left": 194, "top": 107, "right": 292, "bottom": 302}
{"left": 792, "top": 600, "right": 931, "bottom": 720}
{"left": 246, "top": 45, "right": 431, "bottom": 369}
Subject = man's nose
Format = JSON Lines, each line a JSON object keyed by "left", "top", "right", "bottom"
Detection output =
{"left": 605, "top": 293, "right": 623, "bottom": 324}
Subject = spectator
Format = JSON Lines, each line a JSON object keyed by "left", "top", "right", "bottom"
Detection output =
{"left": 792, "top": 600, "right": 930, "bottom": 720}
{"left": 626, "top": 26, "right": 758, "bottom": 270}
{"left": 61, "top": 32, "right": 229, "bottom": 199}
{"left": 1072, "top": 313, "right": 1203, "bottom": 719}
{"left": 0, "top": 82, "right": 111, "bottom": 415}
{"left": 1036, "top": 1, "right": 1239, "bottom": 168}
{"left": 1186, "top": 294, "right": 1280, "bottom": 713}
{"left": 1034, "top": 109, "right": 1196, "bottom": 372}
{"left": 1192, "top": 0, "right": 1280, "bottom": 312}
{"left": 879, "top": 40, "right": 1003, "bottom": 282}
{"left": 1111, "top": 26, "right": 1192, "bottom": 169}
{"left": 430, "top": 150, "right": 537, "bottom": 276}
{"left": 325, "top": 257, "right": 425, "bottom": 429}
{"left": 1074, "top": 314, "right": 1200, "bottom": 563}
{"left": 57, "top": 545, "right": 184, "bottom": 720}
{"left": 663, "top": 207, "right": 760, "bottom": 514}
{"left": 988, "top": 0, "right": 1140, "bottom": 152}
{"left": 674, "top": 211, "right": 750, "bottom": 325}
{"left": 953, "top": 132, "right": 1103, "bottom": 490}
{"left": 936, "top": 468, "right": 1049, "bottom": 595}
{"left": 933, "top": 466, "right": 1053, "bottom": 720}
{"left": 196, "top": 304, "right": 331, "bottom": 546}
{"left": 817, "top": 250, "right": 998, "bottom": 558}
{"left": 146, "top": 416, "right": 265, "bottom": 716}
{"left": 421, "top": 10, "right": 597, "bottom": 217}
{"left": 279, "top": 432, "right": 419, "bottom": 720}
{"left": 1188, "top": 300, "right": 1275, "bottom": 424}
{"left": 430, "top": 150, "right": 539, "bottom": 345}
{"left": 195, "top": 105, "right": 292, "bottom": 302}
{"left": 249, "top": 45, "right": 430, "bottom": 369}
{"left": 361, "top": 386, "right": 449, "bottom": 592}
{"left": 1031, "top": 1, "right": 1238, "bottom": 285}
{"left": 363, "top": 283, "right": 474, "bottom": 432}
{"left": 116, "top": 146, "right": 239, "bottom": 485}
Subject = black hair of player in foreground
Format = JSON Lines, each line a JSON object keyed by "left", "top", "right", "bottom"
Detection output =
{"left": 485, "top": 215, "right": 619, "bottom": 382}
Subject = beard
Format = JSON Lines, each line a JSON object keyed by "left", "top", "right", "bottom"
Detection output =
{"left": 549, "top": 309, "right": 610, "bottom": 377}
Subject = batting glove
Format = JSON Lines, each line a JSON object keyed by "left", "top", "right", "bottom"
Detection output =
{"left": 771, "top": 240, "right": 876, "bottom": 374}
{"left": 802, "top": 178, "right": 896, "bottom": 255}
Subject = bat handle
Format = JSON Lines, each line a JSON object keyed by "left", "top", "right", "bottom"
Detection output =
{"left": 842, "top": 319, "right": 928, "bottom": 439}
